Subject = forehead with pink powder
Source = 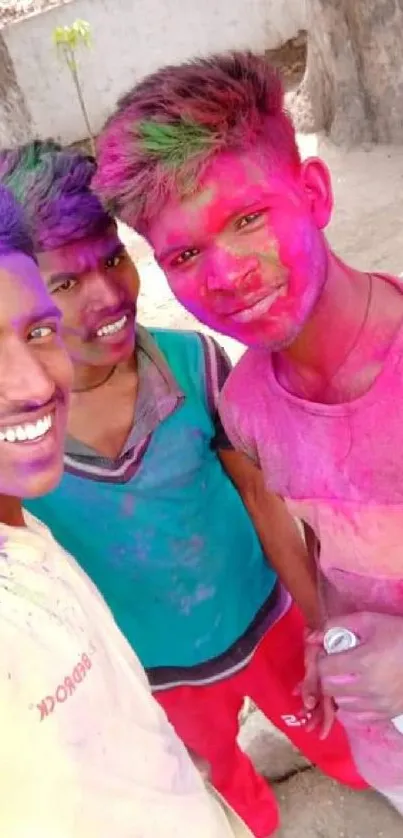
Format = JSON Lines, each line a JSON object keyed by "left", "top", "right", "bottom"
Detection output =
{"left": 150, "top": 148, "right": 303, "bottom": 261}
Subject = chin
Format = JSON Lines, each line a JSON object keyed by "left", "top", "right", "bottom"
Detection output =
{"left": 23, "top": 464, "right": 64, "bottom": 499}
{"left": 229, "top": 320, "right": 295, "bottom": 351}
{"left": 91, "top": 336, "right": 136, "bottom": 367}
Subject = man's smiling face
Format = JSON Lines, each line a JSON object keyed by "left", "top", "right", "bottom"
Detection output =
{"left": 147, "top": 149, "right": 331, "bottom": 350}
{"left": 38, "top": 225, "right": 140, "bottom": 367}
{"left": 0, "top": 251, "right": 72, "bottom": 499}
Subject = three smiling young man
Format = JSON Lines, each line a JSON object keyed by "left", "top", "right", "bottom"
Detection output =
{"left": 13, "top": 44, "right": 403, "bottom": 834}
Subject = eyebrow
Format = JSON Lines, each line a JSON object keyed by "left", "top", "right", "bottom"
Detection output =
{"left": 47, "top": 241, "right": 126, "bottom": 288}
{"left": 28, "top": 305, "right": 62, "bottom": 325}
{"left": 157, "top": 201, "right": 267, "bottom": 262}
{"left": 5, "top": 305, "right": 62, "bottom": 335}
{"left": 158, "top": 242, "right": 196, "bottom": 262}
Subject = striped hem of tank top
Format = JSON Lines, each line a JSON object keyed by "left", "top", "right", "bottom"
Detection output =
{"left": 148, "top": 581, "right": 292, "bottom": 691}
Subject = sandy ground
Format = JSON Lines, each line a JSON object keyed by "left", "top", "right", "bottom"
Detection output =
{"left": 120, "top": 137, "right": 403, "bottom": 836}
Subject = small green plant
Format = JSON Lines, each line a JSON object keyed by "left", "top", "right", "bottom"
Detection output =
{"left": 53, "top": 19, "right": 95, "bottom": 155}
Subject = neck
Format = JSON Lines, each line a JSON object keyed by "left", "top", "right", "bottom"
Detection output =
{"left": 72, "top": 362, "right": 117, "bottom": 393}
{"left": 72, "top": 353, "right": 137, "bottom": 396}
{"left": 0, "top": 496, "right": 25, "bottom": 527}
{"left": 275, "top": 252, "right": 371, "bottom": 398}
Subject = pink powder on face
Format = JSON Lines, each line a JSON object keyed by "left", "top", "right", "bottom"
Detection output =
{"left": 147, "top": 149, "right": 329, "bottom": 348}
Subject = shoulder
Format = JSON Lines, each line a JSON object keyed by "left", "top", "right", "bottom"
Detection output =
{"left": 219, "top": 349, "right": 266, "bottom": 460}
{"left": 146, "top": 326, "right": 206, "bottom": 377}
{"left": 221, "top": 349, "right": 260, "bottom": 401}
{"left": 146, "top": 326, "right": 205, "bottom": 354}
{"left": 220, "top": 347, "right": 269, "bottom": 424}
{"left": 147, "top": 326, "right": 229, "bottom": 365}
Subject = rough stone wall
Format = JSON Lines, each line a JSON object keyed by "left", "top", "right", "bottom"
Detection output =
{"left": 0, "top": 32, "right": 32, "bottom": 147}
{"left": 292, "top": 0, "right": 403, "bottom": 145}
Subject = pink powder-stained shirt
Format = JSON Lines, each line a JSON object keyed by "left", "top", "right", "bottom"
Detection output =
{"left": 220, "top": 293, "right": 403, "bottom": 790}
{"left": 220, "top": 314, "right": 403, "bottom": 625}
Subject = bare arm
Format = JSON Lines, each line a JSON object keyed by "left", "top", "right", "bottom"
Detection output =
{"left": 219, "top": 448, "right": 321, "bottom": 628}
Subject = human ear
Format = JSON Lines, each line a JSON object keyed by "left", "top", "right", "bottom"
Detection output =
{"left": 300, "top": 157, "right": 333, "bottom": 229}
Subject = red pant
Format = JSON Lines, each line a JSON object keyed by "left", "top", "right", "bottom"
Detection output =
{"left": 156, "top": 605, "right": 366, "bottom": 838}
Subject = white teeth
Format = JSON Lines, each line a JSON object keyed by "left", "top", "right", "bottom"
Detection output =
{"left": 26, "top": 424, "right": 36, "bottom": 440}
{"left": 96, "top": 314, "right": 128, "bottom": 337}
{"left": 96, "top": 315, "right": 127, "bottom": 337}
{"left": 0, "top": 413, "right": 53, "bottom": 443}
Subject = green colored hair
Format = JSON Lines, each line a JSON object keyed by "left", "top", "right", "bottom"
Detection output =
{"left": 95, "top": 51, "right": 300, "bottom": 233}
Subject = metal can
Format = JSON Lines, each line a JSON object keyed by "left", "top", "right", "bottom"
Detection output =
{"left": 323, "top": 627, "right": 359, "bottom": 655}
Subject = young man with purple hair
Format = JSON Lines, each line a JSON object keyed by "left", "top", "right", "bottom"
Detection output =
{"left": 94, "top": 50, "right": 403, "bottom": 813}
{"left": 1, "top": 140, "right": 363, "bottom": 838}
{"left": 0, "top": 183, "right": 252, "bottom": 838}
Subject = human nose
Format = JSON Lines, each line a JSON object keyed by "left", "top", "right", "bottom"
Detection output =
{"left": 205, "top": 247, "right": 258, "bottom": 293}
{"left": 0, "top": 337, "right": 54, "bottom": 410}
{"left": 84, "top": 270, "right": 122, "bottom": 309}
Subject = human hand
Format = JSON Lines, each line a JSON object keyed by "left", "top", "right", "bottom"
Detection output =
{"left": 319, "top": 612, "right": 403, "bottom": 723}
{"left": 297, "top": 628, "right": 336, "bottom": 739}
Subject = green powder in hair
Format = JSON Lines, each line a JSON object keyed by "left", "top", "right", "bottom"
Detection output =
{"left": 138, "top": 120, "right": 216, "bottom": 168}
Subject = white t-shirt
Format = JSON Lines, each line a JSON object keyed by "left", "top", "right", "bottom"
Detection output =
{"left": 0, "top": 511, "right": 249, "bottom": 838}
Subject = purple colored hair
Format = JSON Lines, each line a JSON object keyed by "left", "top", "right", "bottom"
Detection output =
{"left": 94, "top": 51, "right": 301, "bottom": 233}
{"left": 0, "top": 185, "right": 35, "bottom": 260}
{"left": 0, "top": 140, "right": 114, "bottom": 252}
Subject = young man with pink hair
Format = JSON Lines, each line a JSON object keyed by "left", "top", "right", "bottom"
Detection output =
{"left": 1, "top": 139, "right": 364, "bottom": 838}
{"left": 95, "top": 51, "right": 403, "bottom": 815}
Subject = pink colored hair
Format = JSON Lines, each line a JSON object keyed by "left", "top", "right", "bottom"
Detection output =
{"left": 94, "top": 51, "right": 301, "bottom": 233}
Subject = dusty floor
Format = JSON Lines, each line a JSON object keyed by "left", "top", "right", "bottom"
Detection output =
{"left": 121, "top": 137, "right": 403, "bottom": 835}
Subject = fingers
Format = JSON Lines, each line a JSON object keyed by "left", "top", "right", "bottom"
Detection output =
{"left": 305, "top": 695, "right": 336, "bottom": 739}
{"left": 320, "top": 695, "right": 336, "bottom": 739}
{"left": 302, "top": 644, "right": 321, "bottom": 711}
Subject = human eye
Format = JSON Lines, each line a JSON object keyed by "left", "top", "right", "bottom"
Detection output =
{"left": 235, "top": 211, "right": 264, "bottom": 230}
{"left": 171, "top": 248, "right": 200, "bottom": 268}
{"left": 52, "top": 276, "right": 77, "bottom": 294}
{"left": 105, "top": 247, "right": 127, "bottom": 269}
{"left": 28, "top": 322, "right": 59, "bottom": 341}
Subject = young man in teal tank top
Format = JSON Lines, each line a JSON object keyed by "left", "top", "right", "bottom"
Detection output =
{"left": 0, "top": 141, "right": 364, "bottom": 837}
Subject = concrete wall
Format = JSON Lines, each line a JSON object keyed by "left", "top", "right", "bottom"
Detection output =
{"left": 0, "top": 32, "right": 33, "bottom": 146}
{"left": 3, "top": 0, "right": 306, "bottom": 146}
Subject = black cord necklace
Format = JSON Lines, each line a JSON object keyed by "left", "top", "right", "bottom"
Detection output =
{"left": 72, "top": 364, "right": 117, "bottom": 394}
